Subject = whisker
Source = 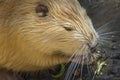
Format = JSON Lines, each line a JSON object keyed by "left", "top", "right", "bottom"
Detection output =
{"left": 64, "top": 62, "right": 78, "bottom": 80}
{"left": 100, "top": 38, "right": 112, "bottom": 43}
{"left": 65, "top": 64, "right": 78, "bottom": 80}
{"left": 64, "top": 44, "right": 88, "bottom": 80}
{"left": 99, "top": 31, "right": 119, "bottom": 36}
{"left": 80, "top": 54, "right": 84, "bottom": 79}
{"left": 92, "top": 72, "right": 96, "bottom": 80}
{"left": 86, "top": 54, "right": 94, "bottom": 79}
{"left": 97, "top": 21, "right": 113, "bottom": 32}
{"left": 72, "top": 56, "right": 81, "bottom": 80}
{"left": 91, "top": 66, "right": 96, "bottom": 80}
{"left": 91, "top": 61, "right": 98, "bottom": 80}
{"left": 64, "top": 48, "right": 81, "bottom": 80}
{"left": 65, "top": 54, "right": 75, "bottom": 66}
{"left": 100, "top": 37, "right": 113, "bottom": 40}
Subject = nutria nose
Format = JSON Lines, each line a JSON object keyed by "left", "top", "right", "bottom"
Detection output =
{"left": 90, "top": 43, "right": 98, "bottom": 53}
{"left": 90, "top": 47, "right": 97, "bottom": 53}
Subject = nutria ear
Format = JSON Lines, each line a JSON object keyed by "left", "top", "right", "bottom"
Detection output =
{"left": 35, "top": 4, "right": 48, "bottom": 17}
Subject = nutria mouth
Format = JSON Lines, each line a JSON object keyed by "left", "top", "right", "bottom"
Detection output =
{"left": 71, "top": 53, "right": 99, "bottom": 64}
{"left": 52, "top": 50, "right": 99, "bottom": 65}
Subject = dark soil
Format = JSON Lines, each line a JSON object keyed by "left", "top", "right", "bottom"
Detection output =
{"left": 0, "top": 0, "right": 120, "bottom": 80}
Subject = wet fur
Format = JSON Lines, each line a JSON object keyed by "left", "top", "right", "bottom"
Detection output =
{"left": 0, "top": 0, "right": 98, "bottom": 71}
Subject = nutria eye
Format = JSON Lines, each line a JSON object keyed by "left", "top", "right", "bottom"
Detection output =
{"left": 64, "top": 27, "right": 73, "bottom": 31}
{"left": 36, "top": 4, "right": 48, "bottom": 17}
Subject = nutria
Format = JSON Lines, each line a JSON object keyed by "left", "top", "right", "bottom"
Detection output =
{"left": 0, "top": 0, "right": 99, "bottom": 72}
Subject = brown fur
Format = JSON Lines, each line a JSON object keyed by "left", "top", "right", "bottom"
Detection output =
{"left": 0, "top": 0, "right": 98, "bottom": 71}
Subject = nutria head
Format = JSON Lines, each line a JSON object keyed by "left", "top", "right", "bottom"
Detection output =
{"left": 0, "top": 0, "right": 99, "bottom": 71}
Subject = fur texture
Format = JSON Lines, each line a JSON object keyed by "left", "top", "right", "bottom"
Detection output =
{"left": 0, "top": 0, "right": 98, "bottom": 71}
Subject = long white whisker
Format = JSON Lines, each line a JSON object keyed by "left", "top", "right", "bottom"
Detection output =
{"left": 92, "top": 70, "right": 96, "bottom": 80}
{"left": 64, "top": 62, "right": 78, "bottom": 80}
{"left": 99, "top": 38, "right": 112, "bottom": 43}
{"left": 99, "top": 31, "right": 119, "bottom": 36}
{"left": 64, "top": 47, "right": 81, "bottom": 80}
{"left": 65, "top": 54, "right": 75, "bottom": 66}
{"left": 80, "top": 54, "right": 84, "bottom": 79}
{"left": 97, "top": 21, "right": 113, "bottom": 32}
{"left": 72, "top": 55, "right": 81, "bottom": 80}
{"left": 100, "top": 37, "right": 113, "bottom": 40}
